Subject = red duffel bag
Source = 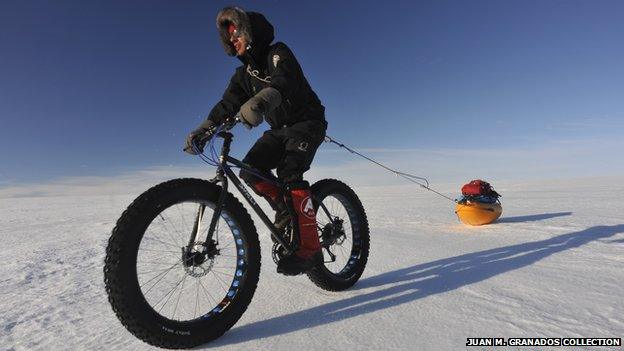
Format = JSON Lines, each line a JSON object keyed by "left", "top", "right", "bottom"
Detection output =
{"left": 461, "top": 179, "right": 500, "bottom": 198}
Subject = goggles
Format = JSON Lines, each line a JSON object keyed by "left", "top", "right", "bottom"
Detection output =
{"left": 227, "top": 23, "right": 241, "bottom": 40}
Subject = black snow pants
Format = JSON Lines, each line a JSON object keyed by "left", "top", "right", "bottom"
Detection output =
{"left": 239, "top": 119, "right": 327, "bottom": 185}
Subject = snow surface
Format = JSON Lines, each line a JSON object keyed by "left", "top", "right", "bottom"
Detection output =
{"left": 1, "top": 176, "right": 623, "bottom": 350}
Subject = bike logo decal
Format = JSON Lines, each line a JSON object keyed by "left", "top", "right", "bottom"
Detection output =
{"left": 300, "top": 196, "right": 316, "bottom": 219}
{"left": 239, "top": 185, "right": 258, "bottom": 207}
{"left": 297, "top": 141, "right": 309, "bottom": 152}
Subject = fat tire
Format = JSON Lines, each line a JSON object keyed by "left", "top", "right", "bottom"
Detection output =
{"left": 307, "top": 179, "right": 370, "bottom": 291}
{"left": 103, "top": 178, "right": 260, "bottom": 349}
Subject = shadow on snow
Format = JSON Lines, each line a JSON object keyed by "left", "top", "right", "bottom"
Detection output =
{"left": 210, "top": 224, "right": 623, "bottom": 347}
{"left": 497, "top": 212, "right": 572, "bottom": 223}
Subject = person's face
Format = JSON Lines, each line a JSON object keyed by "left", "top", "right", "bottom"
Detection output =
{"left": 230, "top": 29, "right": 247, "bottom": 56}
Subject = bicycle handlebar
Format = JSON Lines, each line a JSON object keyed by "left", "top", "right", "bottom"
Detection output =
{"left": 183, "top": 115, "right": 241, "bottom": 153}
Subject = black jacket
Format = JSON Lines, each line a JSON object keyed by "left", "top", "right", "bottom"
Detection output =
{"left": 208, "top": 9, "right": 326, "bottom": 130}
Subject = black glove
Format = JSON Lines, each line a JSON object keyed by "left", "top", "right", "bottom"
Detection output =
{"left": 184, "top": 119, "right": 216, "bottom": 155}
{"left": 239, "top": 87, "right": 282, "bottom": 129}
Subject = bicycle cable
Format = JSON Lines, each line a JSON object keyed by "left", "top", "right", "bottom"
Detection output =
{"left": 324, "top": 135, "right": 458, "bottom": 204}
{"left": 193, "top": 126, "right": 281, "bottom": 186}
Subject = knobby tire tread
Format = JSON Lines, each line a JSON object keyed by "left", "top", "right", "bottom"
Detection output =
{"left": 104, "top": 178, "right": 260, "bottom": 349}
{"left": 307, "top": 179, "right": 370, "bottom": 291}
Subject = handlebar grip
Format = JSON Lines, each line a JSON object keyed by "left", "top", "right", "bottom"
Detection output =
{"left": 183, "top": 114, "right": 239, "bottom": 153}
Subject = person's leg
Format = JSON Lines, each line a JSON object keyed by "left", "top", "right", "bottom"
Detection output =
{"left": 282, "top": 180, "right": 319, "bottom": 257}
{"left": 239, "top": 130, "right": 284, "bottom": 211}
{"left": 275, "top": 121, "right": 326, "bottom": 274}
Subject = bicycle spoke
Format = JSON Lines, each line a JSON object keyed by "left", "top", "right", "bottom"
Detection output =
{"left": 211, "top": 269, "right": 235, "bottom": 278}
{"left": 157, "top": 211, "right": 185, "bottom": 247}
{"left": 172, "top": 273, "right": 189, "bottom": 320}
{"left": 193, "top": 279, "right": 200, "bottom": 319}
{"left": 138, "top": 266, "right": 183, "bottom": 276}
{"left": 197, "top": 277, "right": 220, "bottom": 309}
{"left": 210, "top": 270, "right": 231, "bottom": 292}
{"left": 156, "top": 273, "right": 187, "bottom": 314}
{"left": 142, "top": 235, "right": 180, "bottom": 248}
{"left": 137, "top": 259, "right": 180, "bottom": 266}
{"left": 218, "top": 240, "right": 236, "bottom": 251}
{"left": 135, "top": 196, "right": 244, "bottom": 323}
{"left": 139, "top": 247, "right": 180, "bottom": 254}
{"left": 317, "top": 194, "right": 360, "bottom": 274}
{"left": 176, "top": 203, "right": 191, "bottom": 236}
{"left": 141, "top": 259, "right": 183, "bottom": 294}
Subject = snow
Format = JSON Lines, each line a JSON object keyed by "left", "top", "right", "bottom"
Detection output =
{"left": 1, "top": 176, "right": 623, "bottom": 350}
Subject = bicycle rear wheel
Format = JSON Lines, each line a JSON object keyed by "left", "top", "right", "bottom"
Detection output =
{"left": 307, "top": 179, "right": 370, "bottom": 291}
{"left": 104, "top": 178, "right": 260, "bottom": 349}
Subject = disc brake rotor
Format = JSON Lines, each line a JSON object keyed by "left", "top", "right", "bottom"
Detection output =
{"left": 182, "top": 241, "right": 215, "bottom": 278}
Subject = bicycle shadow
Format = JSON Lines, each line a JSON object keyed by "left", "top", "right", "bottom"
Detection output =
{"left": 209, "top": 224, "right": 624, "bottom": 347}
{"left": 497, "top": 212, "right": 572, "bottom": 223}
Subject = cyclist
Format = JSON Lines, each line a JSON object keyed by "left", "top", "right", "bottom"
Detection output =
{"left": 185, "top": 6, "right": 327, "bottom": 276}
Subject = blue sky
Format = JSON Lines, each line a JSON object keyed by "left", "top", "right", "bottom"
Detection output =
{"left": 1, "top": 0, "right": 623, "bottom": 187}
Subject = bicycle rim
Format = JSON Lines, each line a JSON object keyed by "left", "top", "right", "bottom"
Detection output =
{"left": 316, "top": 194, "right": 359, "bottom": 275}
{"left": 136, "top": 200, "right": 246, "bottom": 322}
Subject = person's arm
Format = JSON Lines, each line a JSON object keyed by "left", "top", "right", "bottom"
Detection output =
{"left": 207, "top": 69, "right": 250, "bottom": 125}
{"left": 184, "top": 69, "right": 249, "bottom": 154}
{"left": 237, "top": 44, "right": 303, "bottom": 128}
{"left": 268, "top": 43, "right": 303, "bottom": 100}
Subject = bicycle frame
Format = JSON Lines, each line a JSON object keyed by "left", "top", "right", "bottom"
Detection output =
{"left": 187, "top": 131, "right": 333, "bottom": 257}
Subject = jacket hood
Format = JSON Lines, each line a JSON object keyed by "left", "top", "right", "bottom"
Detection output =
{"left": 216, "top": 7, "right": 274, "bottom": 65}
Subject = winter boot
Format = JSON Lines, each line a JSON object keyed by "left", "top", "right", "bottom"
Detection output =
{"left": 276, "top": 181, "right": 322, "bottom": 276}
{"left": 273, "top": 204, "right": 291, "bottom": 234}
{"left": 251, "top": 181, "right": 292, "bottom": 235}
{"left": 277, "top": 250, "right": 323, "bottom": 276}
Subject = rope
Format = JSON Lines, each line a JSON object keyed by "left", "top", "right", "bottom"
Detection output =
{"left": 324, "top": 135, "right": 458, "bottom": 203}
{"left": 194, "top": 130, "right": 457, "bottom": 203}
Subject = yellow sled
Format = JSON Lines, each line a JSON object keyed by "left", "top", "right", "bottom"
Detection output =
{"left": 455, "top": 201, "right": 502, "bottom": 226}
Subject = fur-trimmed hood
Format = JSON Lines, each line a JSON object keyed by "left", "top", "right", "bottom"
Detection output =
{"left": 216, "top": 6, "right": 274, "bottom": 63}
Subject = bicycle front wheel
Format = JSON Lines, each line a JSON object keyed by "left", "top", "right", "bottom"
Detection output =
{"left": 104, "top": 178, "right": 260, "bottom": 349}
